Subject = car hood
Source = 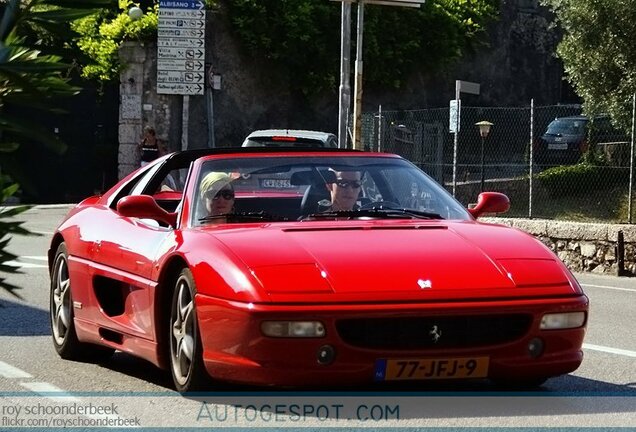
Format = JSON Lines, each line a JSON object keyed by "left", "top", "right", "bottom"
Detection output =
{"left": 203, "top": 220, "right": 579, "bottom": 303}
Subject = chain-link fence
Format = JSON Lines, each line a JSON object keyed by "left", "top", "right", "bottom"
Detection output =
{"left": 358, "top": 101, "right": 636, "bottom": 223}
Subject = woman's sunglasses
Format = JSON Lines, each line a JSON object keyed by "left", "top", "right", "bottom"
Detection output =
{"left": 208, "top": 189, "right": 234, "bottom": 200}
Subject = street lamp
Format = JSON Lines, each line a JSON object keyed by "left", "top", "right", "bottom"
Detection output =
{"left": 475, "top": 120, "right": 493, "bottom": 192}
{"left": 128, "top": 6, "right": 143, "bottom": 21}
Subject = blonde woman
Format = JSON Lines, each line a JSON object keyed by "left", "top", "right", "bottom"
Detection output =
{"left": 200, "top": 172, "right": 235, "bottom": 217}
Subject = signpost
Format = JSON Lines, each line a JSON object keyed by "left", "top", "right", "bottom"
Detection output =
{"left": 451, "top": 80, "right": 480, "bottom": 196}
{"left": 157, "top": 0, "right": 206, "bottom": 96}
{"left": 449, "top": 99, "right": 460, "bottom": 134}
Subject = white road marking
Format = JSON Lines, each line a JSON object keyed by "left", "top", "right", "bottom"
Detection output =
{"left": 4, "top": 260, "right": 48, "bottom": 269}
{"left": 583, "top": 343, "right": 636, "bottom": 358}
{"left": 19, "top": 382, "right": 80, "bottom": 402}
{"left": 0, "top": 361, "right": 32, "bottom": 379}
{"left": 22, "top": 256, "right": 48, "bottom": 261}
{"left": 31, "top": 230, "right": 54, "bottom": 235}
{"left": 0, "top": 358, "right": 136, "bottom": 427}
{"left": 581, "top": 283, "right": 636, "bottom": 293}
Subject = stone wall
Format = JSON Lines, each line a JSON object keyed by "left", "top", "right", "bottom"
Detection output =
{"left": 482, "top": 218, "right": 636, "bottom": 276}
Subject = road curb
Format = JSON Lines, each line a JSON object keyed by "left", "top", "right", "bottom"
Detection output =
{"left": 31, "top": 204, "right": 76, "bottom": 209}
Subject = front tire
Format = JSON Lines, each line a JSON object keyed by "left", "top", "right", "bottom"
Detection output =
{"left": 169, "top": 268, "right": 210, "bottom": 392}
{"left": 50, "top": 242, "right": 114, "bottom": 361}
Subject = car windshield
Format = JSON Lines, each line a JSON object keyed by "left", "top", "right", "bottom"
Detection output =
{"left": 192, "top": 155, "right": 470, "bottom": 224}
{"left": 546, "top": 119, "right": 586, "bottom": 136}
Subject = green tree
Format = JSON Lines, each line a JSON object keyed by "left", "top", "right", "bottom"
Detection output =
{"left": 542, "top": 0, "right": 636, "bottom": 131}
{"left": 0, "top": 0, "right": 114, "bottom": 298}
{"left": 226, "top": 0, "right": 499, "bottom": 94}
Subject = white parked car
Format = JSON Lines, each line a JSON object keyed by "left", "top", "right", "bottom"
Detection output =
{"left": 241, "top": 129, "right": 338, "bottom": 148}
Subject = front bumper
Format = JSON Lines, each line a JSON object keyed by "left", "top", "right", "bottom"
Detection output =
{"left": 195, "top": 294, "right": 588, "bottom": 387}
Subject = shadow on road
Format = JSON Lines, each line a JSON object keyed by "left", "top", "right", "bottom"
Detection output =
{"left": 100, "top": 349, "right": 636, "bottom": 396}
{"left": 0, "top": 298, "right": 50, "bottom": 336}
{"left": 102, "top": 352, "right": 174, "bottom": 390}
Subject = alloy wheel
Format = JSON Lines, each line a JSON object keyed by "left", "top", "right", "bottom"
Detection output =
{"left": 51, "top": 252, "right": 72, "bottom": 346}
{"left": 170, "top": 274, "right": 195, "bottom": 386}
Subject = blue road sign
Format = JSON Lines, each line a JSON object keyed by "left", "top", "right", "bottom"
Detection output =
{"left": 159, "top": 0, "right": 204, "bottom": 10}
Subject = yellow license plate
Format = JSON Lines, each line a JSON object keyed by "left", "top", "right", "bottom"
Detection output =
{"left": 376, "top": 357, "right": 489, "bottom": 381}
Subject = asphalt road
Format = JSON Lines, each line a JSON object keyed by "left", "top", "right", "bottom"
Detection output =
{"left": 0, "top": 206, "right": 634, "bottom": 429}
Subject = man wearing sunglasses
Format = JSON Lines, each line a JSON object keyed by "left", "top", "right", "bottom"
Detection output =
{"left": 319, "top": 169, "right": 362, "bottom": 212}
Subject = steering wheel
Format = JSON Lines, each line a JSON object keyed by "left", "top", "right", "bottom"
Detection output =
{"left": 359, "top": 200, "right": 400, "bottom": 210}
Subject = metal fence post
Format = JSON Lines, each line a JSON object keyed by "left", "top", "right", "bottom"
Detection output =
{"left": 452, "top": 87, "right": 460, "bottom": 196}
{"left": 629, "top": 93, "right": 635, "bottom": 223}
{"left": 529, "top": 99, "right": 534, "bottom": 219}
{"left": 337, "top": 1, "right": 351, "bottom": 149}
{"left": 377, "top": 104, "right": 382, "bottom": 152}
{"left": 617, "top": 230, "right": 625, "bottom": 275}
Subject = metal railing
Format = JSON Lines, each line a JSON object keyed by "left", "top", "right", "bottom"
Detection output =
{"left": 359, "top": 100, "right": 636, "bottom": 223}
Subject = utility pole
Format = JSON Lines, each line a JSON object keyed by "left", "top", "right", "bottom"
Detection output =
{"left": 352, "top": 1, "right": 365, "bottom": 150}
{"left": 337, "top": 1, "right": 352, "bottom": 148}
{"left": 334, "top": 0, "right": 425, "bottom": 150}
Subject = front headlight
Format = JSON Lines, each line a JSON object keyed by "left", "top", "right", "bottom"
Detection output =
{"left": 261, "top": 321, "right": 326, "bottom": 338}
{"left": 540, "top": 312, "right": 586, "bottom": 330}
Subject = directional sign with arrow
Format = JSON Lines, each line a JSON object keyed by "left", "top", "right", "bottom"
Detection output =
{"left": 158, "top": 47, "right": 205, "bottom": 60}
{"left": 158, "top": 82, "right": 204, "bottom": 95}
{"left": 157, "top": 28, "right": 204, "bottom": 38}
{"left": 158, "top": 59, "right": 204, "bottom": 72}
{"left": 158, "top": 9, "right": 205, "bottom": 19}
{"left": 159, "top": 0, "right": 204, "bottom": 10}
{"left": 157, "top": 70, "right": 204, "bottom": 83}
{"left": 158, "top": 38, "right": 204, "bottom": 48}
{"left": 159, "top": 18, "right": 205, "bottom": 28}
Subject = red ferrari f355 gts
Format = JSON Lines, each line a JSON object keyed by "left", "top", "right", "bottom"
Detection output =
{"left": 49, "top": 148, "right": 588, "bottom": 391}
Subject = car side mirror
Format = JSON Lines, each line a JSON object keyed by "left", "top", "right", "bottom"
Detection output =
{"left": 117, "top": 195, "right": 177, "bottom": 227}
{"left": 468, "top": 192, "right": 510, "bottom": 219}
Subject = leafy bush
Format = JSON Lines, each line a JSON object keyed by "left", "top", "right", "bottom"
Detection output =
{"left": 72, "top": 1, "right": 159, "bottom": 81}
{"left": 537, "top": 162, "right": 628, "bottom": 197}
{"left": 0, "top": 181, "right": 32, "bottom": 299}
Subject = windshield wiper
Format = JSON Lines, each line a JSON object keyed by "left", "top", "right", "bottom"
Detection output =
{"left": 302, "top": 207, "right": 443, "bottom": 220}
{"left": 199, "top": 211, "right": 278, "bottom": 223}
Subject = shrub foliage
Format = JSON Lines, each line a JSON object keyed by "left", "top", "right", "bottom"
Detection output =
{"left": 537, "top": 162, "right": 628, "bottom": 198}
